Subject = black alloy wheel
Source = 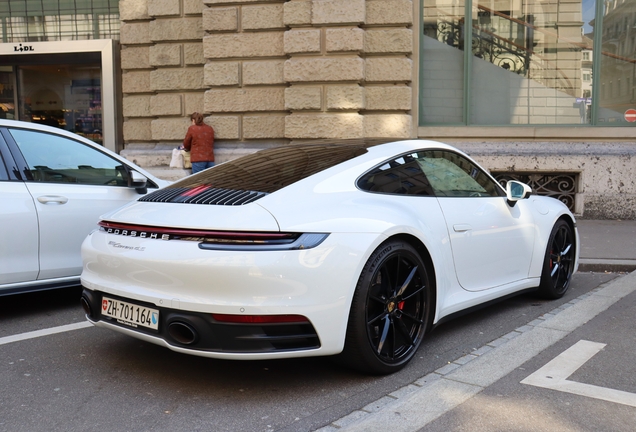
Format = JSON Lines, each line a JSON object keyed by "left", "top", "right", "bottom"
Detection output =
{"left": 538, "top": 219, "right": 575, "bottom": 299}
{"left": 342, "top": 240, "right": 432, "bottom": 374}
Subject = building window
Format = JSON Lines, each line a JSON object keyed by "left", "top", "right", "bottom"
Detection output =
{"left": 0, "top": 0, "right": 119, "bottom": 42}
{"left": 420, "top": 0, "right": 636, "bottom": 127}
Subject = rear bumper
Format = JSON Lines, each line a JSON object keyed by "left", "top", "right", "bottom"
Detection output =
{"left": 80, "top": 228, "right": 382, "bottom": 357}
{"left": 82, "top": 288, "right": 321, "bottom": 356}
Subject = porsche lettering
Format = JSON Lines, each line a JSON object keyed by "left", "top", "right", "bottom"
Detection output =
{"left": 104, "top": 227, "right": 170, "bottom": 240}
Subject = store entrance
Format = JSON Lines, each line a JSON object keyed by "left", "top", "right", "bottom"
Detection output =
{"left": 0, "top": 52, "right": 103, "bottom": 144}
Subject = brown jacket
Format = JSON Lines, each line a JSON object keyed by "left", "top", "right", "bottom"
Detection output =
{"left": 183, "top": 123, "right": 215, "bottom": 163}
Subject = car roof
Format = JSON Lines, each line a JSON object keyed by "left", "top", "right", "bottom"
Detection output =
{"left": 164, "top": 139, "right": 459, "bottom": 195}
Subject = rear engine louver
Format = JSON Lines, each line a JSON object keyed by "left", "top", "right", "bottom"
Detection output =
{"left": 139, "top": 187, "right": 269, "bottom": 205}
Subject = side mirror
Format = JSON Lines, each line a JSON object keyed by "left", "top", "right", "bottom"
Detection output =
{"left": 506, "top": 180, "right": 532, "bottom": 207}
{"left": 129, "top": 170, "right": 148, "bottom": 194}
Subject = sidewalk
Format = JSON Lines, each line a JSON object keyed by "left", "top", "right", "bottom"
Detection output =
{"left": 320, "top": 219, "right": 636, "bottom": 432}
{"left": 577, "top": 219, "right": 636, "bottom": 272}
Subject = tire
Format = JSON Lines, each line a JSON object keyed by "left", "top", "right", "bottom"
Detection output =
{"left": 341, "top": 240, "right": 432, "bottom": 375}
{"left": 537, "top": 219, "right": 575, "bottom": 299}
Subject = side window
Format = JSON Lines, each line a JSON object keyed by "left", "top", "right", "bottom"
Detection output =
{"left": 357, "top": 152, "right": 435, "bottom": 196}
{"left": 358, "top": 149, "right": 502, "bottom": 198}
{"left": 9, "top": 129, "right": 128, "bottom": 186}
{"left": 416, "top": 150, "right": 501, "bottom": 197}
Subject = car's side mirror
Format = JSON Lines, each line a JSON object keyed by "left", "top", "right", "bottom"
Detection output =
{"left": 129, "top": 170, "right": 148, "bottom": 194}
{"left": 506, "top": 180, "right": 532, "bottom": 207}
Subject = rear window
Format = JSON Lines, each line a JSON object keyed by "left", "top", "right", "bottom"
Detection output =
{"left": 170, "top": 143, "right": 373, "bottom": 194}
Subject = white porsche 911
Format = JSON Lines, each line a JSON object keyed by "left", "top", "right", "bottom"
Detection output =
{"left": 80, "top": 140, "right": 578, "bottom": 374}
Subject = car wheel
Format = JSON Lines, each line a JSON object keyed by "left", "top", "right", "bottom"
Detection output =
{"left": 341, "top": 240, "right": 432, "bottom": 374}
{"left": 537, "top": 220, "right": 575, "bottom": 299}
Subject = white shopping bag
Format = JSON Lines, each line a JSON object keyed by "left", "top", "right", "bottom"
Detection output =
{"left": 169, "top": 148, "right": 183, "bottom": 168}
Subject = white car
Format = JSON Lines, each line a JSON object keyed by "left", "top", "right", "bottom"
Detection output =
{"left": 80, "top": 140, "right": 578, "bottom": 374}
{"left": 0, "top": 120, "right": 169, "bottom": 296}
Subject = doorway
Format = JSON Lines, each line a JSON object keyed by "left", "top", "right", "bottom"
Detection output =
{"left": 0, "top": 52, "right": 103, "bottom": 144}
{"left": 0, "top": 40, "right": 120, "bottom": 152}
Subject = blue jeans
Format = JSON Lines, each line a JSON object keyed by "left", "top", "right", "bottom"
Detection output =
{"left": 191, "top": 161, "right": 215, "bottom": 174}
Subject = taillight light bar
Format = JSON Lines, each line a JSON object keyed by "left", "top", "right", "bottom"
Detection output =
{"left": 98, "top": 221, "right": 329, "bottom": 251}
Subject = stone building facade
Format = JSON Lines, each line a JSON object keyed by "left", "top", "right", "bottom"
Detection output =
{"left": 116, "top": 0, "right": 636, "bottom": 219}
{"left": 119, "top": 0, "right": 416, "bottom": 164}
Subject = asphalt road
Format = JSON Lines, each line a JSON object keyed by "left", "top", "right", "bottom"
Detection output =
{"left": 0, "top": 272, "right": 619, "bottom": 432}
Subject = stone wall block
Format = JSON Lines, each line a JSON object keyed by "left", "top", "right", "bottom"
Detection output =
{"left": 364, "top": 114, "right": 412, "bottom": 138}
{"left": 243, "top": 4, "right": 284, "bottom": 30}
{"left": 121, "top": 47, "right": 150, "bottom": 70}
{"left": 204, "top": 62, "right": 240, "bottom": 86}
{"left": 184, "top": 0, "right": 204, "bottom": 15}
{"left": 365, "top": 86, "right": 412, "bottom": 110}
{"left": 285, "top": 113, "right": 364, "bottom": 139}
{"left": 184, "top": 43, "right": 205, "bottom": 65}
{"left": 313, "top": 0, "right": 365, "bottom": 25}
{"left": 284, "top": 57, "right": 364, "bottom": 82}
{"left": 151, "top": 118, "right": 192, "bottom": 140}
{"left": 120, "top": 22, "right": 151, "bottom": 45}
{"left": 150, "top": 17, "right": 203, "bottom": 41}
{"left": 243, "top": 115, "right": 286, "bottom": 139}
{"left": 285, "top": 86, "right": 322, "bottom": 110}
{"left": 150, "top": 94, "right": 183, "bottom": 116}
{"left": 325, "top": 28, "right": 364, "bottom": 52}
{"left": 364, "top": 29, "right": 413, "bottom": 54}
{"left": 150, "top": 68, "right": 205, "bottom": 90}
{"left": 366, "top": 0, "right": 413, "bottom": 25}
{"left": 149, "top": 44, "right": 182, "bottom": 66}
{"left": 284, "top": 29, "right": 322, "bottom": 54}
{"left": 122, "top": 71, "right": 152, "bottom": 93}
{"left": 148, "top": 0, "right": 180, "bottom": 17}
{"left": 283, "top": 0, "right": 311, "bottom": 26}
{"left": 204, "top": 88, "right": 285, "bottom": 112}
{"left": 185, "top": 92, "right": 205, "bottom": 115}
{"left": 123, "top": 95, "right": 151, "bottom": 117}
{"left": 204, "top": 33, "right": 284, "bottom": 58}
{"left": 365, "top": 57, "right": 412, "bottom": 82}
{"left": 203, "top": 7, "right": 238, "bottom": 32}
{"left": 123, "top": 119, "right": 152, "bottom": 141}
{"left": 120, "top": 0, "right": 149, "bottom": 21}
{"left": 326, "top": 85, "right": 365, "bottom": 110}
{"left": 243, "top": 60, "right": 285, "bottom": 85}
{"left": 207, "top": 116, "right": 240, "bottom": 139}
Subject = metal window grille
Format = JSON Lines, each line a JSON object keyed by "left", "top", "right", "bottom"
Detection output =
{"left": 0, "top": 0, "right": 119, "bottom": 42}
{"left": 493, "top": 172, "right": 578, "bottom": 211}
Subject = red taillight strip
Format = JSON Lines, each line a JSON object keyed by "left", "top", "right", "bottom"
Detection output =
{"left": 98, "top": 220, "right": 296, "bottom": 241}
{"left": 212, "top": 314, "right": 310, "bottom": 324}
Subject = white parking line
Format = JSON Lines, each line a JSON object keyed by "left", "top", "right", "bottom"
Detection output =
{"left": 0, "top": 321, "right": 93, "bottom": 346}
{"left": 321, "top": 271, "right": 636, "bottom": 431}
{"left": 521, "top": 339, "right": 636, "bottom": 407}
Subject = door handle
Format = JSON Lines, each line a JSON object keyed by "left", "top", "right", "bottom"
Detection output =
{"left": 453, "top": 224, "right": 472, "bottom": 232}
{"left": 37, "top": 195, "right": 69, "bottom": 205}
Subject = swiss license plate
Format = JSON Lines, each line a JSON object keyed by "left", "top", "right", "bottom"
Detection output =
{"left": 101, "top": 296, "right": 159, "bottom": 330}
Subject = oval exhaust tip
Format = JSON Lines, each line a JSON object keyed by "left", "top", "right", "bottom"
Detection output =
{"left": 80, "top": 296, "right": 92, "bottom": 317}
{"left": 168, "top": 321, "right": 198, "bottom": 345}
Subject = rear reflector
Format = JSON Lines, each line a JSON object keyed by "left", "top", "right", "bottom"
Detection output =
{"left": 212, "top": 314, "right": 309, "bottom": 324}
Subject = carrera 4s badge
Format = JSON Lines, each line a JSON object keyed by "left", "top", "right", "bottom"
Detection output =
{"left": 108, "top": 241, "right": 146, "bottom": 251}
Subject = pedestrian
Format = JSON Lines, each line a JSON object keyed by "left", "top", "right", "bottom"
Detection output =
{"left": 182, "top": 112, "right": 215, "bottom": 174}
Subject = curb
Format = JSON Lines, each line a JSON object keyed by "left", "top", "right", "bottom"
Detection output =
{"left": 578, "top": 259, "right": 636, "bottom": 273}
